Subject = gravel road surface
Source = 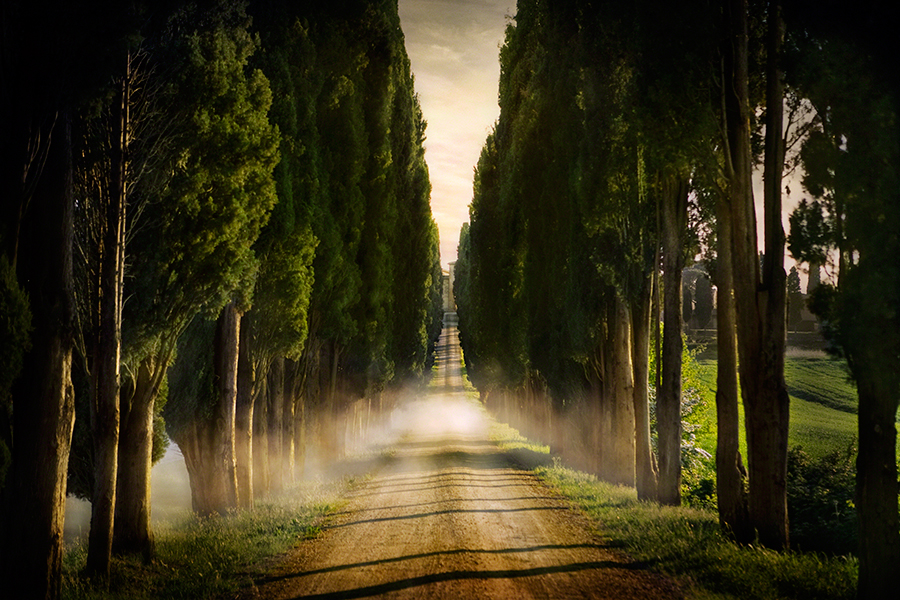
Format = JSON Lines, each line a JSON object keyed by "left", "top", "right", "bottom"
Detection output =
{"left": 246, "top": 322, "right": 682, "bottom": 600}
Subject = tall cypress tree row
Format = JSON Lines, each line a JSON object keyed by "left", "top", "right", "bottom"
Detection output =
{"left": 459, "top": 0, "right": 722, "bottom": 499}
{"left": 461, "top": 0, "right": 897, "bottom": 555}
{"left": 119, "top": 0, "right": 280, "bottom": 541}
{"left": 785, "top": 1, "right": 900, "bottom": 590}
{"left": 167, "top": 0, "right": 439, "bottom": 488}
{"left": 1, "top": 0, "right": 440, "bottom": 589}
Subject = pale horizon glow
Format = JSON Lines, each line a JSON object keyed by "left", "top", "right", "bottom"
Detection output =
{"left": 399, "top": 0, "right": 513, "bottom": 269}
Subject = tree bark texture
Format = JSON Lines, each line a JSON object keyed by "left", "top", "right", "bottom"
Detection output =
{"left": 591, "top": 339, "right": 609, "bottom": 478}
{"left": 632, "top": 274, "right": 658, "bottom": 502}
{"left": 285, "top": 358, "right": 300, "bottom": 481}
{"left": 253, "top": 369, "right": 270, "bottom": 498}
{"left": 750, "top": 0, "right": 790, "bottom": 550}
{"left": 179, "top": 419, "right": 227, "bottom": 515}
{"left": 216, "top": 301, "right": 240, "bottom": 510}
{"left": 714, "top": 193, "right": 750, "bottom": 542}
{"left": 113, "top": 356, "right": 163, "bottom": 561}
{"left": 855, "top": 352, "right": 900, "bottom": 599}
{"left": 608, "top": 296, "right": 635, "bottom": 487}
{"left": 267, "top": 357, "right": 285, "bottom": 494}
{"left": 725, "top": 0, "right": 790, "bottom": 549}
{"left": 174, "top": 303, "right": 241, "bottom": 516}
{"left": 2, "top": 113, "right": 76, "bottom": 600}
{"left": 235, "top": 313, "right": 254, "bottom": 510}
{"left": 658, "top": 175, "right": 687, "bottom": 506}
{"left": 86, "top": 62, "right": 128, "bottom": 580}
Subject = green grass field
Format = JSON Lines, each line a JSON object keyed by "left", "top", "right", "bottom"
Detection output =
{"left": 692, "top": 353, "right": 860, "bottom": 460}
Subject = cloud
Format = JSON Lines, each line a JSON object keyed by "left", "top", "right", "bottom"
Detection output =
{"left": 399, "top": 0, "right": 512, "bottom": 267}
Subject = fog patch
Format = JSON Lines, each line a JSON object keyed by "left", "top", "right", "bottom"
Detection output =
{"left": 63, "top": 496, "right": 91, "bottom": 544}
{"left": 64, "top": 441, "right": 193, "bottom": 545}
{"left": 151, "top": 442, "right": 192, "bottom": 520}
{"left": 389, "top": 393, "right": 488, "bottom": 442}
{"left": 785, "top": 347, "right": 829, "bottom": 359}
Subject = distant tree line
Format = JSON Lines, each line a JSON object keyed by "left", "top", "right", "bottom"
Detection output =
{"left": 454, "top": 1, "right": 899, "bottom": 598}
{"left": 0, "top": 0, "right": 441, "bottom": 596}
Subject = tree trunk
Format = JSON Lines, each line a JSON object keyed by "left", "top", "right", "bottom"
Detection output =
{"left": 609, "top": 296, "right": 635, "bottom": 487}
{"left": 632, "top": 274, "right": 658, "bottom": 501}
{"left": 215, "top": 301, "right": 240, "bottom": 510}
{"left": 290, "top": 390, "right": 301, "bottom": 481}
{"left": 173, "top": 303, "right": 241, "bottom": 516}
{"left": 284, "top": 358, "right": 299, "bottom": 483}
{"left": 267, "top": 357, "right": 284, "bottom": 494}
{"left": 714, "top": 191, "right": 750, "bottom": 542}
{"left": 724, "top": 0, "right": 790, "bottom": 549}
{"left": 178, "top": 417, "right": 234, "bottom": 516}
{"left": 113, "top": 355, "right": 164, "bottom": 561}
{"left": 86, "top": 61, "right": 128, "bottom": 580}
{"left": 592, "top": 324, "right": 610, "bottom": 478}
{"left": 658, "top": 175, "right": 687, "bottom": 506}
{"left": 253, "top": 365, "right": 270, "bottom": 498}
{"left": 854, "top": 350, "right": 900, "bottom": 599}
{"left": 750, "top": 0, "right": 790, "bottom": 551}
{"left": 2, "top": 112, "right": 76, "bottom": 600}
{"left": 235, "top": 313, "right": 254, "bottom": 510}
{"left": 178, "top": 419, "right": 217, "bottom": 514}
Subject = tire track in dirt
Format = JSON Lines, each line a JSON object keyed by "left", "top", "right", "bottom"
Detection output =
{"left": 247, "top": 320, "right": 682, "bottom": 599}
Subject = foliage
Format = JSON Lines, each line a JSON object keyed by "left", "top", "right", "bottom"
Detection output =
{"left": 0, "top": 253, "right": 31, "bottom": 406}
{"left": 163, "top": 316, "right": 216, "bottom": 443}
{"left": 693, "top": 273, "right": 713, "bottom": 329}
{"left": 648, "top": 327, "right": 713, "bottom": 503}
{"left": 0, "top": 253, "right": 31, "bottom": 492}
{"left": 787, "top": 266, "right": 804, "bottom": 330}
{"left": 787, "top": 444, "right": 858, "bottom": 555}
{"left": 785, "top": 19, "right": 899, "bottom": 592}
{"left": 123, "top": 1, "right": 280, "bottom": 366}
{"left": 787, "top": 200, "right": 833, "bottom": 275}
{"left": 249, "top": 0, "right": 438, "bottom": 403}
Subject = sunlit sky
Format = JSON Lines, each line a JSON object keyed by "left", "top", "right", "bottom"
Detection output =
{"left": 399, "top": 0, "right": 512, "bottom": 270}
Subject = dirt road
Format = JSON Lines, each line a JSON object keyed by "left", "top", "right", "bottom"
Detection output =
{"left": 248, "top": 319, "right": 681, "bottom": 599}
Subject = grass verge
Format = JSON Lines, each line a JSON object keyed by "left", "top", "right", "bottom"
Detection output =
{"left": 485, "top": 418, "right": 858, "bottom": 600}
{"left": 534, "top": 464, "right": 857, "bottom": 600}
{"left": 62, "top": 481, "right": 348, "bottom": 600}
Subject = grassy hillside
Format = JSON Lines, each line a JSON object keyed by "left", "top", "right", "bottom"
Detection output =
{"left": 784, "top": 352, "right": 857, "bottom": 414}
{"left": 693, "top": 353, "right": 859, "bottom": 460}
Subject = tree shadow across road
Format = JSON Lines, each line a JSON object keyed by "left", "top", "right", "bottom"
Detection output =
{"left": 256, "top": 542, "right": 656, "bottom": 600}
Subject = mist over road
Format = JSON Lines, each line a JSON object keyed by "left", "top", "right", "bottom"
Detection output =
{"left": 248, "top": 320, "right": 681, "bottom": 599}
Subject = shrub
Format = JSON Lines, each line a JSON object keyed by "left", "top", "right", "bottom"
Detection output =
{"left": 787, "top": 443, "right": 858, "bottom": 555}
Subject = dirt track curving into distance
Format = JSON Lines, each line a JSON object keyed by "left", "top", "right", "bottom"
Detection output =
{"left": 245, "top": 317, "right": 682, "bottom": 599}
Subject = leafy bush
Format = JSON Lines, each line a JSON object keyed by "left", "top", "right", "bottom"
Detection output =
{"left": 0, "top": 253, "right": 31, "bottom": 493}
{"left": 787, "top": 443, "right": 858, "bottom": 555}
{"left": 0, "top": 252, "right": 32, "bottom": 402}
{"left": 649, "top": 330, "right": 715, "bottom": 506}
